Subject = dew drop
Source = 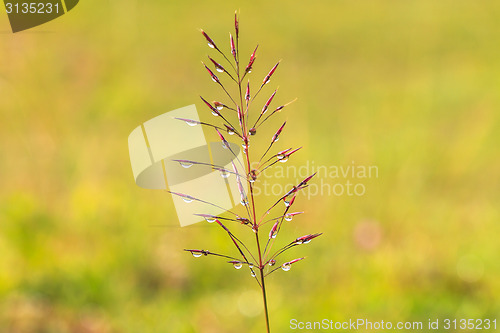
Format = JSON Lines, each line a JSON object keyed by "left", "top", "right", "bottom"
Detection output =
{"left": 227, "top": 129, "right": 235, "bottom": 135}
{"left": 212, "top": 111, "right": 219, "bottom": 116}
{"left": 182, "top": 196, "right": 194, "bottom": 203}
{"left": 192, "top": 252, "right": 202, "bottom": 258}
{"left": 269, "top": 260, "right": 276, "bottom": 267}
{"left": 240, "top": 198, "right": 249, "bottom": 206}
{"left": 284, "top": 214, "right": 293, "bottom": 222}
{"left": 222, "top": 142, "right": 228, "bottom": 149}
{"left": 216, "top": 105, "right": 223, "bottom": 111}
{"left": 216, "top": 68, "right": 224, "bottom": 73}
{"left": 179, "top": 161, "right": 193, "bottom": 168}
{"left": 279, "top": 157, "right": 289, "bottom": 163}
{"left": 250, "top": 270, "right": 256, "bottom": 277}
{"left": 233, "top": 262, "right": 243, "bottom": 270}
{"left": 248, "top": 263, "right": 254, "bottom": 269}
{"left": 283, "top": 194, "right": 294, "bottom": 207}
{"left": 282, "top": 264, "right": 291, "bottom": 272}
{"left": 185, "top": 120, "right": 198, "bottom": 127}
{"left": 302, "top": 239, "right": 311, "bottom": 244}
{"left": 220, "top": 170, "right": 230, "bottom": 178}
{"left": 276, "top": 154, "right": 285, "bottom": 160}
{"left": 208, "top": 43, "right": 215, "bottom": 48}
{"left": 204, "top": 216, "right": 216, "bottom": 223}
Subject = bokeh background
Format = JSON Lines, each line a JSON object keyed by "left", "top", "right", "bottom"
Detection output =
{"left": 1, "top": 1, "right": 499, "bottom": 332}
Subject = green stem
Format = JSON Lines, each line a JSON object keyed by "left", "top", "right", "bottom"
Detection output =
{"left": 256, "top": 232, "right": 271, "bottom": 333}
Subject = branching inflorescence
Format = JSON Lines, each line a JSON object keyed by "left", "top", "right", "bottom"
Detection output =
{"left": 174, "top": 12, "right": 322, "bottom": 333}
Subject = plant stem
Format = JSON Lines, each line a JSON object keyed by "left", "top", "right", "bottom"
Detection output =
{"left": 246, "top": 137, "right": 271, "bottom": 332}
{"left": 256, "top": 233, "right": 271, "bottom": 333}
{"left": 234, "top": 38, "right": 271, "bottom": 332}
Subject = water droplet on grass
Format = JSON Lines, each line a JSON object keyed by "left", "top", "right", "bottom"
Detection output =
{"left": 270, "top": 230, "right": 277, "bottom": 239}
{"left": 204, "top": 216, "right": 216, "bottom": 223}
{"left": 185, "top": 120, "right": 198, "bottom": 126}
{"left": 182, "top": 196, "right": 194, "bottom": 203}
{"left": 179, "top": 161, "right": 193, "bottom": 168}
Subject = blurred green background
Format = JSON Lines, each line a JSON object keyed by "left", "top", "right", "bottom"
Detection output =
{"left": 1, "top": 1, "right": 499, "bottom": 332}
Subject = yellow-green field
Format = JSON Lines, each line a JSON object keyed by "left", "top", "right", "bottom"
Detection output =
{"left": 1, "top": 1, "right": 499, "bottom": 332}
